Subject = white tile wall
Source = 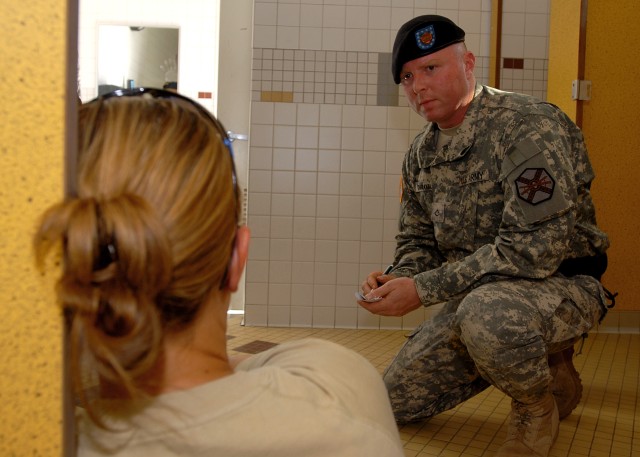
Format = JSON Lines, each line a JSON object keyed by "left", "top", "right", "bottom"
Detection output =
{"left": 255, "top": 5, "right": 368, "bottom": 328}
{"left": 247, "top": 99, "right": 418, "bottom": 328}
{"left": 500, "top": 0, "right": 550, "bottom": 100}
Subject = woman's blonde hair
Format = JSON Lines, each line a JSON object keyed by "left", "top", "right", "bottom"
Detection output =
{"left": 34, "top": 93, "right": 239, "bottom": 422}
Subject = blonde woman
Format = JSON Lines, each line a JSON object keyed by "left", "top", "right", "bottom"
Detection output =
{"left": 35, "top": 89, "right": 404, "bottom": 456}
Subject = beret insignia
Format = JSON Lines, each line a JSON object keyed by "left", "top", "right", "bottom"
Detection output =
{"left": 415, "top": 25, "right": 436, "bottom": 50}
{"left": 392, "top": 15, "right": 466, "bottom": 84}
{"left": 515, "top": 168, "right": 555, "bottom": 205}
{"left": 391, "top": 14, "right": 464, "bottom": 84}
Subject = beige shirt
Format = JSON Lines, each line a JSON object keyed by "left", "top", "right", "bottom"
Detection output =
{"left": 78, "top": 338, "right": 404, "bottom": 456}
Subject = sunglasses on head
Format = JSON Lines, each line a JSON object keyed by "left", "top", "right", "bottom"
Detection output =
{"left": 86, "top": 87, "right": 239, "bottom": 209}
{"left": 86, "top": 87, "right": 241, "bottom": 287}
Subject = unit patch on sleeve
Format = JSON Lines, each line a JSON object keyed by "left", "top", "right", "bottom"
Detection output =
{"left": 503, "top": 136, "right": 571, "bottom": 224}
{"left": 515, "top": 168, "right": 555, "bottom": 205}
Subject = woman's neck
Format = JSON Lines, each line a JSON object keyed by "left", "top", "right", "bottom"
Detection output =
{"left": 164, "top": 295, "right": 233, "bottom": 392}
{"left": 128, "top": 292, "right": 234, "bottom": 396}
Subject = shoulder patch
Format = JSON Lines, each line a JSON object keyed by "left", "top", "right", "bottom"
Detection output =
{"left": 503, "top": 137, "right": 571, "bottom": 224}
{"left": 515, "top": 168, "right": 555, "bottom": 205}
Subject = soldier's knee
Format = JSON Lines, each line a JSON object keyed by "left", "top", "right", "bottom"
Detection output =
{"left": 454, "top": 287, "right": 533, "bottom": 352}
{"left": 453, "top": 290, "right": 496, "bottom": 338}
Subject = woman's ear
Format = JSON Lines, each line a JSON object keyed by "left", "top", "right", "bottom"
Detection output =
{"left": 224, "top": 226, "right": 250, "bottom": 292}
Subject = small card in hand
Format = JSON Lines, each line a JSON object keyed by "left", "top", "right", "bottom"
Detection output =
{"left": 355, "top": 292, "right": 383, "bottom": 303}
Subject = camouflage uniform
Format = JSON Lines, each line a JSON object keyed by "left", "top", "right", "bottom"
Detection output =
{"left": 385, "top": 84, "right": 610, "bottom": 423}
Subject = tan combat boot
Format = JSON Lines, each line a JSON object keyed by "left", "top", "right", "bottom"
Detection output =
{"left": 548, "top": 346, "right": 583, "bottom": 419}
{"left": 496, "top": 393, "right": 559, "bottom": 457}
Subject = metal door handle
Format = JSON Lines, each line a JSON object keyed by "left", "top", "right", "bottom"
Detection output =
{"left": 227, "top": 131, "right": 248, "bottom": 142}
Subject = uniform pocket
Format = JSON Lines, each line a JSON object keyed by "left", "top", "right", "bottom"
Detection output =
{"left": 413, "top": 164, "right": 496, "bottom": 253}
{"left": 431, "top": 183, "right": 478, "bottom": 252}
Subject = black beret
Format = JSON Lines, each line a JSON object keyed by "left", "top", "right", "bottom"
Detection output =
{"left": 391, "top": 15, "right": 465, "bottom": 84}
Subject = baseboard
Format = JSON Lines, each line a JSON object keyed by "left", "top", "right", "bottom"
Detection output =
{"left": 594, "top": 310, "right": 640, "bottom": 334}
{"left": 236, "top": 309, "right": 640, "bottom": 334}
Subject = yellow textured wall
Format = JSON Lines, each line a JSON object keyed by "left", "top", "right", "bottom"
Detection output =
{"left": 581, "top": 0, "right": 640, "bottom": 311}
{"left": 0, "top": 0, "right": 66, "bottom": 455}
{"left": 547, "top": 0, "right": 581, "bottom": 121}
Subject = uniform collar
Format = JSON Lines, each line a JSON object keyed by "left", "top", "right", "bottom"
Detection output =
{"left": 417, "top": 84, "right": 484, "bottom": 168}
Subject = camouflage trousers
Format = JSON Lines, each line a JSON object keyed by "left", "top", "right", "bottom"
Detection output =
{"left": 383, "top": 274, "right": 607, "bottom": 424}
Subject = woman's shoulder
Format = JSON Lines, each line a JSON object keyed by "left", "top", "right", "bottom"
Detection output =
{"left": 77, "top": 339, "right": 404, "bottom": 456}
{"left": 236, "top": 338, "right": 378, "bottom": 378}
{"left": 232, "top": 338, "right": 403, "bottom": 455}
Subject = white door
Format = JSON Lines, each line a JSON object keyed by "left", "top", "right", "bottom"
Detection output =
{"left": 217, "top": 1, "right": 253, "bottom": 312}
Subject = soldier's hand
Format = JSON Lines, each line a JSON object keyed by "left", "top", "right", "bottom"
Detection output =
{"left": 361, "top": 270, "right": 396, "bottom": 295}
{"left": 357, "top": 277, "right": 421, "bottom": 317}
{"left": 361, "top": 270, "right": 384, "bottom": 295}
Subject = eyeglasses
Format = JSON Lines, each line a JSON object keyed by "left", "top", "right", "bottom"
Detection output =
{"left": 86, "top": 87, "right": 239, "bottom": 213}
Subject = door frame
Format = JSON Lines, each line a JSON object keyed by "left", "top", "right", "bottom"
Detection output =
{"left": 217, "top": 1, "right": 254, "bottom": 312}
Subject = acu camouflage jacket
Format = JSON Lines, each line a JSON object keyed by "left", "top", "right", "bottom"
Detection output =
{"left": 391, "top": 84, "right": 610, "bottom": 306}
